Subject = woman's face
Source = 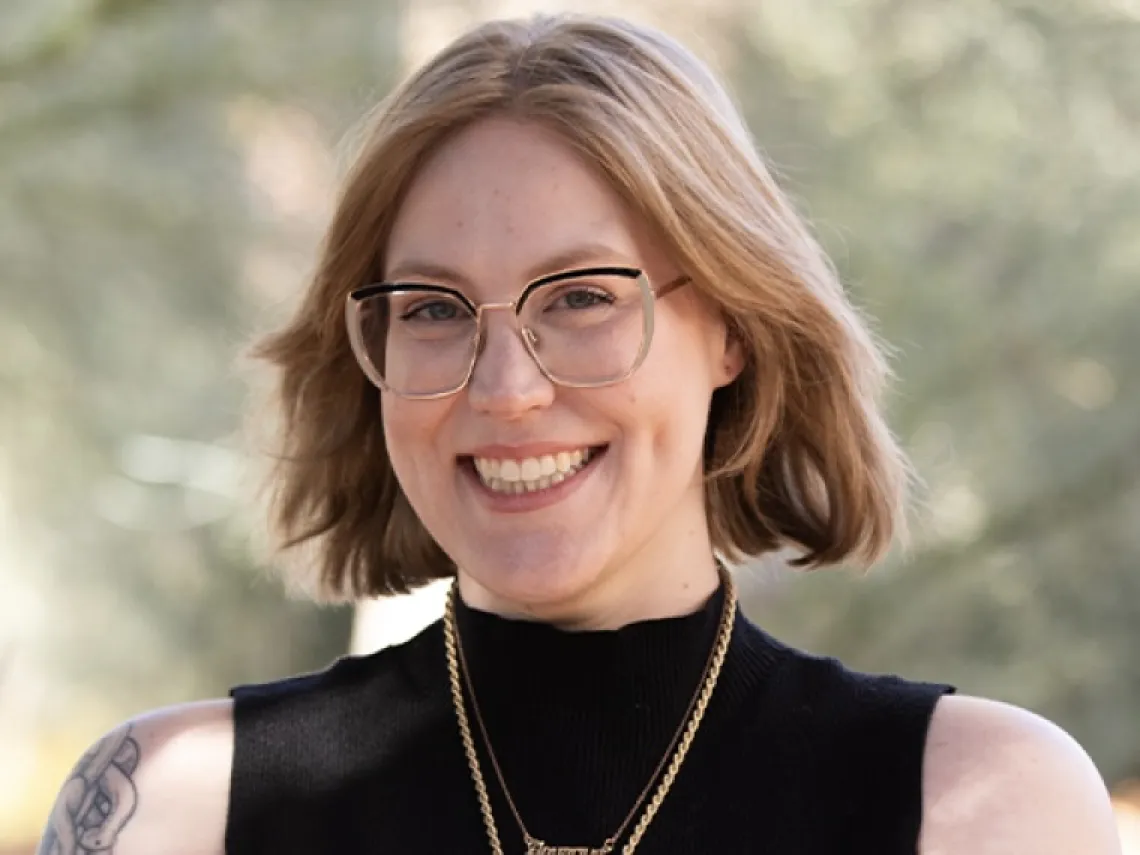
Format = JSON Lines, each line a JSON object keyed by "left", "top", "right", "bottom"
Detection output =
{"left": 382, "top": 117, "right": 741, "bottom": 627}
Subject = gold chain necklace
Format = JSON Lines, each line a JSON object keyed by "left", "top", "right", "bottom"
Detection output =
{"left": 444, "top": 564, "right": 737, "bottom": 855}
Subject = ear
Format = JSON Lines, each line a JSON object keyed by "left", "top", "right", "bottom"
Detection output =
{"left": 712, "top": 323, "right": 746, "bottom": 389}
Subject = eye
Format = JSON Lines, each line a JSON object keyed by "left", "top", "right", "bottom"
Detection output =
{"left": 548, "top": 286, "right": 615, "bottom": 311}
{"left": 399, "top": 299, "right": 466, "bottom": 323}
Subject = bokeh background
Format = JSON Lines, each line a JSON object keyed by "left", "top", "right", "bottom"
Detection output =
{"left": 2, "top": 0, "right": 1138, "bottom": 850}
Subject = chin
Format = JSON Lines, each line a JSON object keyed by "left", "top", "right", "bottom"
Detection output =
{"left": 457, "top": 534, "right": 609, "bottom": 614}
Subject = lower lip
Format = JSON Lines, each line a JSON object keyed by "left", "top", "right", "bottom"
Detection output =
{"left": 460, "top": 447, "right": 607, "bottom": 514}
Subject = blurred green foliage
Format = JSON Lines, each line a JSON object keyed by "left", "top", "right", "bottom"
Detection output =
{"left": 728, "top": 0, "right": 1140, "bottom": 786}
{"left": 0, "top": 0, "right": 404, "bottom": 783}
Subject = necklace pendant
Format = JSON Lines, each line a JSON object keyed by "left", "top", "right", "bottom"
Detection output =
{"left": 527, "top": 844, "right": 608, "bottom": 855}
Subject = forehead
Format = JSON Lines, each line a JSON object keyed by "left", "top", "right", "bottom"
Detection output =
{"left": 384, "top": 118, "right": 648, "bottom": 289}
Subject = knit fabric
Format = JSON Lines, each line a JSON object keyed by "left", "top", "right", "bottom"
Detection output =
{"left": 227, "top": 583, "right": 954, "bottom": 854}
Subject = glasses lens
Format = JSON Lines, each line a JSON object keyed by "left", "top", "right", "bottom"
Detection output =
{"left": 351, "top": 288, "right": 477, "bottom": 396}
{"left": 519, "top": 271, "right": 649, "bottom": 386}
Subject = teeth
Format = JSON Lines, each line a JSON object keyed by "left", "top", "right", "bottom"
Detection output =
{"left": 472, "top": 448, "right": 596, "bottom": 494}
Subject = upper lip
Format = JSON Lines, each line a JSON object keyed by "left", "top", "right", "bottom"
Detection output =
{"left": 463, "top": 442, "right": 606, "bottom": 459}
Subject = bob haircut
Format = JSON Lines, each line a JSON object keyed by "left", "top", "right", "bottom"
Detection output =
{"left": 251, "top": 13, "right": 914, "bottom": 601}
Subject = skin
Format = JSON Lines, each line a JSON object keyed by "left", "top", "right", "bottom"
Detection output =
{"left": 35, "top": 116, "right": 1122, "bottom": 855}
{"left": 32, "top": 697, "right": 1122, "bottom": 854}
{"left": 35, "top": 701, "right": 232, "bottom": 855}
{"left": 40, "top": 728, "right": 138, "bottom": 854}
{"left": 921, "top": 696, "right": 1123, "bottom": 854}
{"left": 381, "top": 116, "right": 744, "bottom": 630}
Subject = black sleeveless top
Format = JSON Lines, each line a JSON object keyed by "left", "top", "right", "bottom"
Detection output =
{"left": 226, "top": 584, "right": 953, "bottom": 854}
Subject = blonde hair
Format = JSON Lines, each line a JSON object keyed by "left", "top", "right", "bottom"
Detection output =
{"left": 251, "top": 13, "right": 914, "bottom": 601}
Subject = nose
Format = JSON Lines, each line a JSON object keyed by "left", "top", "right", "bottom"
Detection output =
{"left": 465, "top": 310, "right": 555, "bottom": 417}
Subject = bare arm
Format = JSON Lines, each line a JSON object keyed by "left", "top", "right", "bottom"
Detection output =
{"left": 921, "top": 695, "right": 1122, "bottom": 855}
{"left": 36, "top": 699, "right": 234, "bottom": 855}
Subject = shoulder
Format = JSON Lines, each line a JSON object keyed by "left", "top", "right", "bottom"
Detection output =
{"left": 227, "top": 623, "right": 450, "bottom": 802}
{"left": 747, "top": 627, "right": 952, "bottom": 737}
{"left": 733, "top": 622, "right": 952, "bottom": 763}
{"left": 229, "top": 620, "right": 444, "bottom": 730}
{"left": 921, "top": 695, "right": 1122, "bottom": 854}
{"left": 36, "top": 698, "right": 234, "bottom": 855}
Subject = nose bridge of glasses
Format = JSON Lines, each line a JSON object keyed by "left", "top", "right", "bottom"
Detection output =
{"left": 473, "top": 299, "right": 527, "bottom": 343}
{"left": 470, "top": 297, "right": 546, "bottom": 380}
{"left": 474, "top": 299, "right": 518, "bottom": 319}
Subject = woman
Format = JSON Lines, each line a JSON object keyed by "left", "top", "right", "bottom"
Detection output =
{"left": 37, "top": 13, "right": 1121, "bottom": 855}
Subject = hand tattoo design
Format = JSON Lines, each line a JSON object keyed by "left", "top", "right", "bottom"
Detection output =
{"left": 38, "top": 725, "right": 141, "bottom": 855}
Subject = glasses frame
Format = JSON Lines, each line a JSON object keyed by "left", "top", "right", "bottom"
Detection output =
{"left": 346, "top": 265, "right": 690, "bottom": 400}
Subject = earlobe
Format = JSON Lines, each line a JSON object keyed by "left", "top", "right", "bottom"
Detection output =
{"left": 715, "top": 331, "right": 746, "bottom": 389}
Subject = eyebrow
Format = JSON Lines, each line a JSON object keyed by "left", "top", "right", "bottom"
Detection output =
{"left": 384, "top": 242, "right": 640, "bottom": 288}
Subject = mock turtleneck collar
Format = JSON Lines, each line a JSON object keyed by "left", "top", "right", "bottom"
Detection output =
{"left": 453, "top": 581, "right": 727, "bottom": 713}
{"left": 446, "top": 576, "right": 783, "bottom": 843}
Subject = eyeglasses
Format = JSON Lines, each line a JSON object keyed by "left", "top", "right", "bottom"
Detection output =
{"left": 346, "top": 266, "right": 689, "bottom": 399}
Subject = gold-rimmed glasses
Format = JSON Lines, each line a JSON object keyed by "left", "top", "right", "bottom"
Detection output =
{"left": 345, "top": 266, "right": 689, "bottom": 399}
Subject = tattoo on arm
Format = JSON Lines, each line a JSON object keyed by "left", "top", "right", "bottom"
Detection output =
{"left": 37, "top": 724, "right": 141, "bottom": 855}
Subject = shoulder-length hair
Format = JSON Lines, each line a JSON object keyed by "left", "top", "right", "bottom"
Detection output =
{"left": 250, "top": 13, "right": 915, "bottom": 601}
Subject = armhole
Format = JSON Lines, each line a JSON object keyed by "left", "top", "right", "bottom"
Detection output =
{"left": 876, "top": 679, "right": 957, "bottom": 851}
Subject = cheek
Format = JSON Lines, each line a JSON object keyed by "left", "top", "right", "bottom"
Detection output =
{"left": 619, "top": 333, "right": 717, "bottom": 471}
{"left": 381, "top": 396, "right": 451, "bottom": 487}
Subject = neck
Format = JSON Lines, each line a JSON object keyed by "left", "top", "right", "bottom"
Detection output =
{"left": 456, "top": 536, "right": 723, "bottom": 631}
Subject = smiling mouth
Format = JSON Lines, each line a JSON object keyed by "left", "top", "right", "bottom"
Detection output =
{"left": 461, "top": 446, "right": 607, "bottom": 495}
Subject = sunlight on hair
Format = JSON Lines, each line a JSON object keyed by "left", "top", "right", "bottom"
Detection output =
{"left": 256, "top": 7, "right": 915, "bottom": 598}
